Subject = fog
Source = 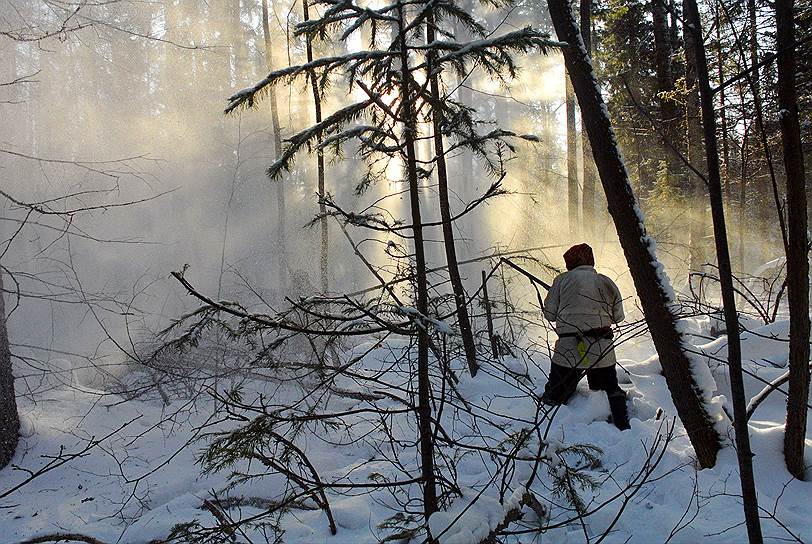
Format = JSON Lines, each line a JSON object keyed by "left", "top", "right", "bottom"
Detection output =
{"left": 1, "top": 0, "right": 783, "bottom": 371}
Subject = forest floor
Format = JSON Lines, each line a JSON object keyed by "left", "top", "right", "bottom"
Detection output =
{"left": 2, "top": 316, "right": 811, "bottom": 544}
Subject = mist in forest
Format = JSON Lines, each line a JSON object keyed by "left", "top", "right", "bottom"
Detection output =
{"left": 0, "top": 0, "right": 787, "bottom": 365}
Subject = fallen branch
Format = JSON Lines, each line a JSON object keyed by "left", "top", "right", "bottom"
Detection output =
{"left": 18, "top": 533, "right": 108, "bottom": 544}
{"left": 746, "top": 363, "right": 812, "bottom": 421}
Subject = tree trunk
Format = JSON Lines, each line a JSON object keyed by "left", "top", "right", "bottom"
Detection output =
{"left": 302, "top": 0, "right": 328, "bottom": 292}
{"left": 566, "top": 72, "right": 579, "bottom": 238}
{"left": 396, "top": 2, "right": 438, "bottom": 521}
{"left": 261, "top": 0, "right": 287, "bottom": 289}
{"left": 683, "top": 7, "right": 706, "bottom": 272}
{"left": 0, "top": 269, "right": 19, "bottom": 469}
{"left": 738, "top": 123, "right": 749, "bottom": 271}
{"left": 716, "top": 2, "right": 731, "bottom": 207}
{"left": 579, "top": 0, "right": 596, "bottom": 237}
{"left": 684, "top": 1, "right": 764, "bottom": 539}
{"left": 775, "top": 0, "right": 810, "bottom": 481}
{"left": 426, "top": 12, "right": 478, "bottom": 377}
{"left": 652, "top": 0, "right": 679, "bottom": 191}
{"left": 547, "top": 0, "right": 722, "bottom": 468}
{"left": 747, "top": 0, "right": 768, "bottom": 226}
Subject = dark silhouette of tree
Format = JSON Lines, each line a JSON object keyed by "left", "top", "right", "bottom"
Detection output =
{"left": 547, "top": 0, "right": 722, "bottom": 468}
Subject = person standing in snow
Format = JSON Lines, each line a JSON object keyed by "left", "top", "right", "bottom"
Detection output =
{"left": 541, "top": 243, "right": 630, "bottom": 430}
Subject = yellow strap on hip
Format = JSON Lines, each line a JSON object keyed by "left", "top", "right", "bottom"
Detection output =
{"left": 577, "top": 338, "right": 589, "bottom": 367}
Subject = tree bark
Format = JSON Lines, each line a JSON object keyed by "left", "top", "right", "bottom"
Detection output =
{"left": 0, "top": 269, "right": 19, "bottom": 469}
{"left": 652, "top": 0, "right": 679, "bottom": 190}
{"left": 566, "top": 72, "right": 579, "bottom": 238}
{"left": 684, "top": 1, "right": 764, "bottom": 539}
{"left": 302, "top": 0, "right": 328, "bottom": 293}
{"left": 683, "top": 6, "right": 707, "bottom": 272}
{"left": 548, "top": 0, "right": 722, "bottom": 468}
{"left": 747, "top": 0, "right": 768, "bottom": 225}
{"left": 261, "top": 0, "right": 287, "bottom": 289}
{"left": 426, "top": 11, "right": 478, "bottom": 377}
{"left": 775, "top": 0, "right": 810, "bottom": 481}
{"left": 396, "top": 1, "right": 438, "bottom": 521}
{"left": 716, "top": 2, "right": 731, "bottom": 206}
{"left": 579, "top": 0, "right": 596, "bottom": 237}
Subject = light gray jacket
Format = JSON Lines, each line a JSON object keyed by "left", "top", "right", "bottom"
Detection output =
{"left": 543, "top": 265, "right": 625, "bottom": 368}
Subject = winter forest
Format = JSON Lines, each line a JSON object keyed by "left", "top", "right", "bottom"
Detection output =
{"left": 0, "top": 0, "right": 810, "bottom": 542}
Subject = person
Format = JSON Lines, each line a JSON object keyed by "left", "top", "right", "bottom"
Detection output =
{"left": 541, "top": 243, "right": 630, "bottom": 430}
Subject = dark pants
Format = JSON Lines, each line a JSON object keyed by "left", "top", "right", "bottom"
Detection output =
{"left": 542, "top": 363, "right": 630, "bottom": 429}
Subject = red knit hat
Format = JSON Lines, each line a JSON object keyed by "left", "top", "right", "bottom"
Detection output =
{"left": 563, "top": 243, "right": 595, "bottom": 270}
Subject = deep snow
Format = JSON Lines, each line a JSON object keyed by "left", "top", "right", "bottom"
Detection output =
{"left": 1, "top": 318, "right": 810, "bottom": 543}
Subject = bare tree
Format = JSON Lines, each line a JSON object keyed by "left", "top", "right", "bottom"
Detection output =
{"left": 302, "top": 0, "right": 329, "bottom": 293}
{"left": 260, "top": 0, "right": 287, "bottom": 290}
{"left": 775, "top": 0, "right": 810, "bottom": 481}
{"left": 425, "top": 10, "right": 479, "bottom": 377}
{"left": 683, "top": 0, "right": 763, "bottom": 539}
{"left": 579, "top": 0, "right": 597, "bottom": 237}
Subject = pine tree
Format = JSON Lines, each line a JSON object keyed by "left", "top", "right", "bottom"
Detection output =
{"left": 224, "top": 0, "right": 561, "bottom": 524}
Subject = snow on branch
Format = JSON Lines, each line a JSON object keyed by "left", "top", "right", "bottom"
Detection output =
{"left": 425, "top": 27, "right": 567, "bottom": 80}
{"left": 224, "top": 51, "right": 393, "bottom": 114}
{"left": 266, "top": 100, "right": 375, "bottom": 179}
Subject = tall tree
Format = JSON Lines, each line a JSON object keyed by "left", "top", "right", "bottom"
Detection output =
{"left": 0, "top": 270, "right": 18, "bottom": 469}
{"left": 683, "top": 0, "right": 763, "bottom": 539}
{"left": 302, "top": 0, "right": 329, "bottom": 292}
{"left": 776, "top": 0, "right": 810, "bottom": 481}
{"left": 261, "top": 0, "right": 287, "bottom": 290}
{"left": 394, "top": 2, "right": 438, "bottom": 519}
{"left": 579, "top": 0, "right": 597, "bottom": 236}
{"left": 683, "top": 4, "right": 707, "bottom": 271}
{"left": 715, "top": 2, "right": 732, "bottom": 205}
{"left": 652, "top": 0, "right": 679, "bottom": 189}
{"left": 425, "top": 11, "right": 479, "bottom": 377}
{"left": 566, "top": 73, "right": 579, "bottom": 237}
{"left": 548, "top": 0, "right": 722, "bottom": 468}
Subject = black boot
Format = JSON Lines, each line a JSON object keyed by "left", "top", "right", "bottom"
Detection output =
{"left": 608, "top": 391, "right": 630, "bottom": 431}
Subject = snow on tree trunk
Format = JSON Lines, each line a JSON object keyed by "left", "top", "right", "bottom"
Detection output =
{"left": 0, "top": 269, "right": 19, "bottom": 469}
{"left": 547, "top": 0, "right": 723, "bottom": 468}
{"left": 775, "top": 0, "right": 810, "bottom": 482}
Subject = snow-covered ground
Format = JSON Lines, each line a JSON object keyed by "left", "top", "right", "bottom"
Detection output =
{"left": 2, "top": 318, "right": 810, "bottom": 543}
